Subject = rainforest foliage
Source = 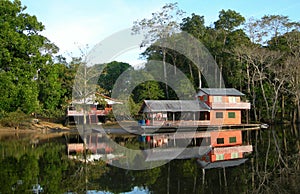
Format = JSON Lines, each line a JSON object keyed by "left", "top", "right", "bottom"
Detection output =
{"left": 0, "top": 1, "right": 300, "bottom": 124}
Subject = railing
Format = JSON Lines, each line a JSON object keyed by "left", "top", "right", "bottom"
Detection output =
{"left": 152, "top": 120, "right": 211, "bottom": 127}
{"left": 67, "top": 143, "right": 84, "bottom": 153}
{"left": 212, "top": 145, "right": 253, "bottom": 154}
{"left": 210, "top": 102, "right": 251, "bottom": 109}
{"left": 67, "top": 109, "right": 109, "bottom": 116}
{"left": 67, "top": 143, "right": 113, "bottom": 154}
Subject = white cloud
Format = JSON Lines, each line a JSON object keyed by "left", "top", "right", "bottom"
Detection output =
{"left": 28, "top": 0, "right": 170, "bottom": 61}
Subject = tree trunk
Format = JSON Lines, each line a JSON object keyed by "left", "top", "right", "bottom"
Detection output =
{"left": 259, "top": 75, "right": 270, "bottom": 120}
{"left": 189, "top": 63, "right": 194, "bottom": 84}
{"left": 198, "top": 70, "right": 202, "bottom": 89}
{"left": 219, "top": 63, "right": 223, "bottom": 88}
{"left": 297, "top": 98, "right": 300, "bottom": 123}
{"left": 251, "top": 77, "right": 258, "bottom": 122}
{"left": 281, "top": 94, "right": 285, "bottom": 122}
{"left": 163, "top": 49, "right": 169, "bottom": 99}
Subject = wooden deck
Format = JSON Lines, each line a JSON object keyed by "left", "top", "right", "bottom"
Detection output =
{"left": 136, "top": 123, "right": 262, "bottom": 134}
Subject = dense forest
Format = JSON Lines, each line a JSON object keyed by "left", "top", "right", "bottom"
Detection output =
{"left": 1, "top": 0, "right": 300, "bottom": 127}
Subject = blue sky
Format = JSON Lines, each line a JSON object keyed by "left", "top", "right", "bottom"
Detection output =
{"left": 21, "top": 0, "right": 300, "bottom": 64}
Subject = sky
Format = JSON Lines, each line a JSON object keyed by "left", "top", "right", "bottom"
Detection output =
{"left": 21, "top": 0, "right": 300, "bottom": 65}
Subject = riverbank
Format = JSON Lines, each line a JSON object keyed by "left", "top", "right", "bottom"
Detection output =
{"left": 0, "top": 120, "right": 72, "bottom": 133}
{"left": 0, "top": 120, "right": 137, "bottom": 134}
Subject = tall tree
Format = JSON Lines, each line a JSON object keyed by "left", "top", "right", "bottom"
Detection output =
{"left": 180, "top": 13, "right": 206, "bottom": 88}
{"left": 0, "top": 0, "right": 56, "bottom": 114}
{"left": 269, "top": 29, "right": 300, "bottom": 122}
{"left": 98, "top": 61, "right": 131, "bottom": 95}
{"left": 132, "top": 3, "right": 185, "bottom": 99}
{"left": 213, "top": 9, "right": 246, "bottom": 88}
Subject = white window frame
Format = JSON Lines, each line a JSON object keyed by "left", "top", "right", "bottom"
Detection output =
{"left": 216, "top": 154, "right": 225, "bottom": 161}
{"left": 228, "top": 96, "right": 237, "bottom": 103}
{"left": 231, "top": 152, "right": 239, "bottom": 159}
{"left": 213, "top": 96, "right": 222, "bottom": 103}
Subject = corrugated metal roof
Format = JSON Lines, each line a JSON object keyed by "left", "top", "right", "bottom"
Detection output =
{"left": 140, "top": 100, "right": 210, "bottom": 113}
{"left": 198, "top": 158, "right": 248, "bottom": 169}
{"left": 198, "top": 88, "right": 245, "bottom": 96}
{"left": 144, "top": 146, "right": 211, "bottom": 161}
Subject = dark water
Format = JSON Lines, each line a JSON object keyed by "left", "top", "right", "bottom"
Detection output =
{"left": 0, "top": 125, "right": 299, "bottom": 194}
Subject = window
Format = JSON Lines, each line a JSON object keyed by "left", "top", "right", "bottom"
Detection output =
{"left": 213, "top": 96, "right": 222, "bottom": 102}
{"left": 216, "top": 112, "right": 223, "bottom": 118}
{"left": 203, "top": 95, "right": 208, "bottom": 101}
{"left": 228, "top": 96, "right": 237, "bottom": 103}
{"left": 216, "top": 154, "right": 224, "bottom": 161}
{"left": 231, "top": 152, "right": 239, "bottom": 159}
{"left": 217, "top": 138, "right": 224, "bottom": 144}
{"left": 229, "top": 137, "right": 237, "bottom": 143}
{"left": 228, "top": 112, "right": 236, "bottom": 118}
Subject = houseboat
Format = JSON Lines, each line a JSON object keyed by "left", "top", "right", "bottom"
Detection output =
{"left": 138, "top": 88, "right": 259, "bottom": 131}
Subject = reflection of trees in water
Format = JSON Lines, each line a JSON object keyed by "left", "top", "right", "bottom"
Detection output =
{"left": 90, "top": 125, "right": 300, "bottom": 193}
{"left": 0, "top": 138, "right": 108, "bottom": 193}
{"left": 250, "top": 125, "right": 300, "bottom": 193}
{"left": 0, "top": 124, "right": 299, "bottom": 193}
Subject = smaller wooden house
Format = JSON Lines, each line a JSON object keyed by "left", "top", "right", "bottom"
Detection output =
{"left": 66, "top": 94, "right": 122, "bottom": 125}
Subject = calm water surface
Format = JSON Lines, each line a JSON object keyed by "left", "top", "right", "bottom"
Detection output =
{"left": 0, "top": 124, "right": 299, "bottom": 194}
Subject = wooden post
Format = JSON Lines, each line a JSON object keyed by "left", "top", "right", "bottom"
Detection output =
{"left": 223, "top": 167, "right": 227, "bottom": 187}
{"left": 219, "top": 169, "right": 222, "bottom": 186}
{"left": 173, "top": 134, "right": 176, "bottom": 146}
{"left": 251, "top": 157, "right": 255, "bottom": 189}
{"left": 167, "top": 162, "right": 170, "bottom": 194}
{"left": 202, "top": 168, "right": 205, "bottom": 185}
{"left": 96, "top": 133, "right": 98, "bottom": 154}
{"left": 173, "top": 112, "right": 175, "bottom": 122}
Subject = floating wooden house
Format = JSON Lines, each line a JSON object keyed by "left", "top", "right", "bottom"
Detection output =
{"left": 139, "top": 88, "right": 251, "bottom": 128}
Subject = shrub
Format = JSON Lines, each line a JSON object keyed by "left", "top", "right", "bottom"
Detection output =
{"left": 0, "top": 109, "right": 30, "bottom": 129}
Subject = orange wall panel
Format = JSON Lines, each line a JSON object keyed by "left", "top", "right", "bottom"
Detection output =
{"left": 210, "top": 130, "right": 242, "bottom": 147}
{"left": 209, "top": 110, "right": 241, "bottom": 125}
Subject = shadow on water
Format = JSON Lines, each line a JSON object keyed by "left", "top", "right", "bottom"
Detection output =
{"left": 0, "top": 124, "right": 299, "bottom": 193}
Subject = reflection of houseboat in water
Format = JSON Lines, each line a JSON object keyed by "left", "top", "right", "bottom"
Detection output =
{"left": 66, "top": 133, "right": 124, "bottom": 164}
{"left": 138, "top": 88, "right": 265, "bottom": 168}
{"left": 140, "top": 129, "right": 253, "bottom": 169}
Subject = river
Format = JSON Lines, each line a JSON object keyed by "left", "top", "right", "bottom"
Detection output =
{"left": 0, "top": 124, "right": 299, "bottom": 193}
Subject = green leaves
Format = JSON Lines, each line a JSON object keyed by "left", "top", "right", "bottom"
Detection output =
{"left": 214, "top": 9, "right": 245, "bottom": 32}
{"left": 98, "top": 61, "right": 132, "bottom": 94}
{"left": 0, "top": 0, "right": 59, "bottom": 116}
